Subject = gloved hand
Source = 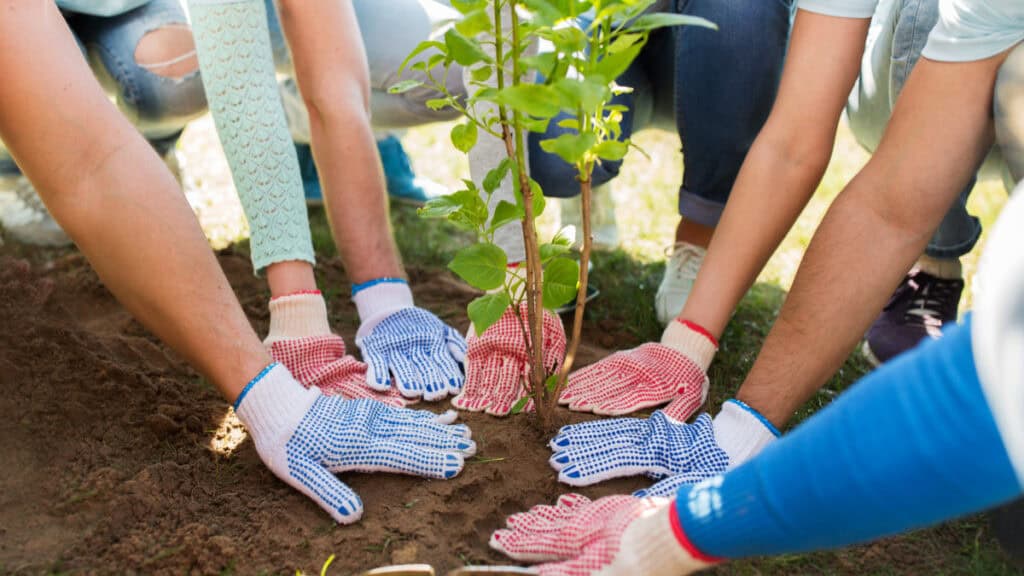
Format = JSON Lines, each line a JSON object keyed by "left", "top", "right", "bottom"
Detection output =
{"left": 234, "top": 363, "right": 476, "bottom": 523}
{"left": 490, "top": 493, "right": 717, "bottom": 575}
{"left": 263, "top": 292, "right": 408, "bottom": 406}
{"left": 559, "top": 320, "right": 717, "bottom": 416}
{"left": 549, "top": 399, "right": 779, "bottom": 487}
{"left": 452, "top": 302, "right": 567, "bottom": 416}
{"left": 353, "top": 279, "right": 468, "bottom": 401}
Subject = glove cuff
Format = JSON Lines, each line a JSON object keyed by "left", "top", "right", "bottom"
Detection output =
{"left": 712, "top": 399, "right": 780, "bottom": 469}
{"left": 265, "top": 292, "right": 331, "bottom": 346}
{"left": 610, "top": 500, "right": 716, "bottom": 575}
{"left": 661, "top": 319, "right": 717, "bottom": 372}
{"left": 234, "top": 363, "right": 320, "bottom": 453}
{"left": 353, "top": 280, "right": 414, "bottom": 341}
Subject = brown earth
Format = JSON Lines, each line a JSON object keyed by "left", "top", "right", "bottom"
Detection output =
{"left": 0, "top": 249, "right": 646, "bottom": 576}
{"left": 0, "top": 248, "right": 1019, "bottom": 575}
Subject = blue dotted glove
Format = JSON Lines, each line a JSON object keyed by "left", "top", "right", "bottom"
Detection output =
{"left": 548, "top": 411, "right": 729, "bottom": 487}
{"left": 234, "top": 363, "right": 476, "bottom": 524}
{"left": 354, "top": 280, "right": 468, "bottom": 401}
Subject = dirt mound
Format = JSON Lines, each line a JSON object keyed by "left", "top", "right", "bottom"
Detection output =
{"left": 0, "top": 251, "right": 643, "bottom": 575}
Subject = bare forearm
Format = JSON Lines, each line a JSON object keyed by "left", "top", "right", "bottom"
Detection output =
{"left": 682, "top": 129, "right": 834, "bottom": 338}
{"left": 737, "top": 55, "right": 1007, "bottom": 428}
{"left": 0, "top": 2, "right": 269, "bottom": 401}
{"left": 679, "top": 11, "right": 869, "bottom": 339}
{"left": 277, "top": 0, "right": 404, "bottom": 284}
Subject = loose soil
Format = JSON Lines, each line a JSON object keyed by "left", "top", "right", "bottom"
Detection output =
{"left": 0, "top": 248, "right": 1018, "bottom": 575}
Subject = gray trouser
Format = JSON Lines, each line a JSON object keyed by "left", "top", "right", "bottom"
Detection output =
{"left": 263, "top": 0, "right": 466, "bottom": 143}
{"left": 847, "top": 0, "right": 1022, "bottom": 259}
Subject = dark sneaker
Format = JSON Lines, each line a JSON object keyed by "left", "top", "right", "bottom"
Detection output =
{"left": 862, "top": 269, "right": 963, "bottom": 366}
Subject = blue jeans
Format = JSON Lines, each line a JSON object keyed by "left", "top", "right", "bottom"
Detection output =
{"left": 528, "top": 0, "right": 794, "bottom": 227}
{"left": 0, "top": 0, "right": 206, "bottom": 176}
{"left": 848, "top": 0, "right": 1019, "bottom": 259}
{"left": 263, "top": 0, "right": 465, "bottom": 141}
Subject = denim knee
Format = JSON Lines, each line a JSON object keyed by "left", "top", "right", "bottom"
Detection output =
{"left": 77, "top": 0, "right": 207, "bottom": 140}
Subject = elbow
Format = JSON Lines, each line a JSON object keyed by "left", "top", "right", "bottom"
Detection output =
{"left": 757, "top": 120, "right": 836, "bottom": 183}
{"left": 300, "top": 77, "right": 372, "bottom": 132}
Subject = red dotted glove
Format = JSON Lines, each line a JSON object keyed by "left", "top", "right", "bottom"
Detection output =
{"left": 559, "top": 320, "right": 716, "bottom": 416}
{"left": 490, "top": 493, "right": 716, "bottom": 575}
{"left": 270, "top": 335, "right": 409, "bottom": 407}
{"left": 263, "top": 292, "right": 408, "bottom": 407}
{"left": 452, "top": 303, "right": 566, "bottom": 416}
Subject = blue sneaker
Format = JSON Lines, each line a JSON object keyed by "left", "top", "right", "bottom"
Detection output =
{"left": 294, "top": 143, "right": 324, "bottom": 206}
{"left": 295, "top": 137, "right": 448, "bottom": 207}
{"left": 376, "top": 135, "right": 448, "bottom": 206}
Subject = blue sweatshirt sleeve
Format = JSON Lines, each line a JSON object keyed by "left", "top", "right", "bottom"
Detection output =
{"left": 675, "top": 317, "right": 1022, "bottom": 559}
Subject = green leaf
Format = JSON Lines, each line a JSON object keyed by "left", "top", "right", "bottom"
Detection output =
{"left": 450, "top": 122, "right": 478, "bottom": 154}
{"left": 553, "top": 77, "right": 610, "bottom": 111}
{"left": 455, "top": 8, "right": 492, "bottom": 37}
{"left": 542, "top": 26, "right": 588, "bottom": 53}
{"left": 627, "top": 13, "right": 718, "bottom": 33}
{"left": 418, "top": 192, "right": 469, "bottom": 219}
{"left": 557, "top": 118, "right": 580, "bottom": 130}
{"left": 444, "top": 28, "right": 492, "bottom": 67}
{"left": 397, "top": 40, "right": 445, "bottom": 76}
{"left": 513, "top": 175, "right": 546, "bottom": 218}
{"left": 470, "top": 65, "right": 493, "bottom": 83}
{"left": 509, "top": 396, "right": 531, "bottom": 415}
{"left": 594, "top": 39, "right": 645, "bottom": 81}
{"left": 519, "top": 52, "right": 558, "bottom": 76}
{"left": 539, "top": 132, "right": 597, "bottom": 165}
{"left": 593, "top": 139, "right": 629, "bottom": 161}
{"left": 539, "top": 241, "right": 571, "bottom": 263}
{"left": 388, "top": 80, "right": 423, "bottom": 95}
{"left": 425, "top": 98, "right": 452, "bottom": 111}
{"left": 449, "top": 243, "right": 508, "bottom": 291}
{"left": 551, "top": 227, "right": 573, "bottom": 246}
{"left": 490, "top": 200, "right": 523, "bottom": 232}
{"left": 607, "top": 33, "right": 644, "bottom": 54}
{"left": 543, "top": 257, "right": 580, "bottom": 309}
{"left": 494, "top": 84, "right": 562, "bottom": 118}
{"left": 519, "top": 0, "right": 561, "bottom": 25}
{"left": 450, "top": 0, "right": 488, "bottom": 14}
{"left": 483, "top": 158, "right": 514, "bottom": 194}
{"left": 523, "top": 117, "right": 551, "bottom": 134}
{"left": 467, "top": 292, "right": 512, "bottom": 335}
{"left": 545, "top": 374, "right": 560, "bottom": 393}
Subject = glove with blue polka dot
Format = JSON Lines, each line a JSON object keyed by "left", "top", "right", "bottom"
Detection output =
{"left": 234, "top": 363, "right": 476, "bottom": 524}
{"left": 548, "top": 399, "right": 779, "bottom": 488}
{"left": 353, "top": 278, "right": 468, "bottom": 401}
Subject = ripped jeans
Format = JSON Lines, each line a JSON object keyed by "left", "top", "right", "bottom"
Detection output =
{"left": 0, "top": 0, "right": 207, "bottom": 176}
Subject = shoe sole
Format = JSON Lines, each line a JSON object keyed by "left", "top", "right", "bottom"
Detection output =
{"left": 861, "top": 340, "right": 883, "bottom": 368}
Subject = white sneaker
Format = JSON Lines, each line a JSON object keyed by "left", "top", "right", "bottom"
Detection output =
{"left": 0, "top": 174, "right": 71, "bottom": 247}
{"left": 655, "top": 242, "right": 706, "bottom": 325}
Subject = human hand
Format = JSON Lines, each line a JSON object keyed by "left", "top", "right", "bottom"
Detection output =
{"left": 452, "top": 303, "right": 566, "bottom": 416}
{"left": 234, "top": 363, "right": 476, "bottom": 523}
{"left": 490, "top": 493, "right": 716, "bottom": 575}
{"left": 354, "top": 280, "right": 467, "bottom": 401}
{"left": 559, "top": 320, "right": 715, "bottom": 416}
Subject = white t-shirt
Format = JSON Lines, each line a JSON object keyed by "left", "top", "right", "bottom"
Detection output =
{"left": 798, "top": 0, "right": 1024, "bottom": 61}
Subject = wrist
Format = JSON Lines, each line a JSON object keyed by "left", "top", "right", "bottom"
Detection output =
{"left": 233, "top": 363, "right": 320, "bottom": 454}
{"left": 611, "top": 500, "right": 717, "bottom": 575}
{"left": 264, "top": 291, "right": 331, "bottom": 345}
{"left": 353, "top": 279, "right": 414, "bottom": 340}
{"left": 712, "top": 399, "right": 781, "bottom": 468}
{"left": 661, "top": 319, "right": 718, "bottom": 372}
